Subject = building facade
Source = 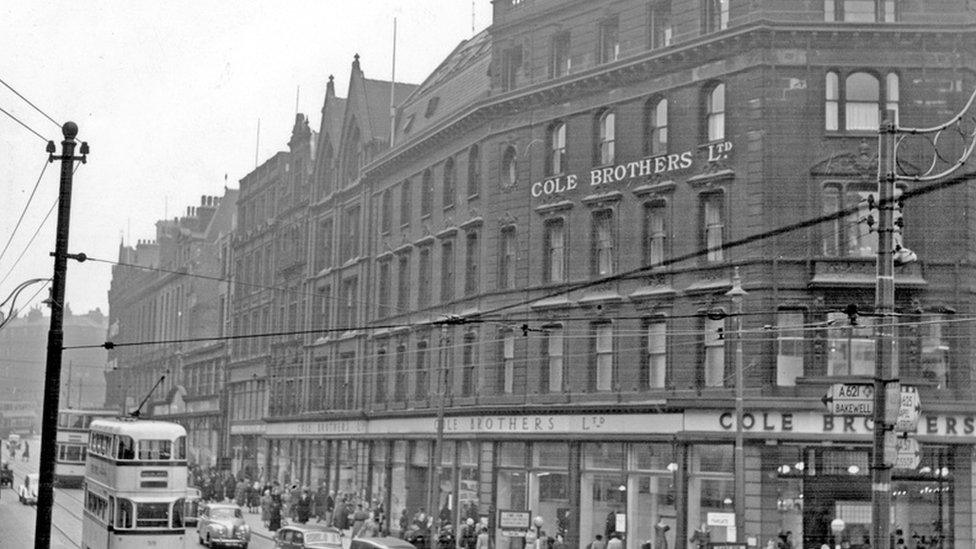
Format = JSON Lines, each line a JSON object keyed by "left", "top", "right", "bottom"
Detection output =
{"left": 251, "top": 2, "right": 976, "bottom": 549}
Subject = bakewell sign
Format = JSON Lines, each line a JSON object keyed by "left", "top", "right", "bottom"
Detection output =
{"left": 530, "top": 141, "right": 733, "bottom": 198}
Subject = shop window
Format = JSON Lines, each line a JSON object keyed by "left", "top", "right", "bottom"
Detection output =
{"left": 703, "top": 317, "right": 725, "bottom": 387}
{"left": 501, "top": 145, "right": 518, "bottom": 188}
{"left": 642, "top": 319, "right": 667, "bottom": 389}
{"left": 500, "top": 329, "right": 515, "bottom": 394}
{"left": 590, "top": 323, "right": 614, "bottom": 392}
{"left": 551, "top": 32, "right": 571, "bottom": 78}
{"left": 421, "top": 169, "right": 433, "bottom": 217}
{"left": 397, "top": 252, "right": 410, "bottom": 311}
{"left": 544, "top": 219, "right": 566, "bottom": 284}
{"left": 595, "top": 110, "right": 616, "bottom": 165}
{"left": 415, "top": 338, "right": 430, "bottom": 399}
{"left": 498, "top": 225, "right": 517, "bottom": 290}
{"left": 541, "top": 325, "right": 564, "bottom": 393}
{"left": 776, "top": 311, "right": 804, "bottom": 386}
{"left": 375, "top": 344, "right": 388, "bottom": 403}
{"left": 642, "top": 201, "right": 668, "bottom": 268}
{"left": 418, "top": 245, "right": 432, "bottom": 307}
{"left": 700, "top": 192, "right": 725, "bottom": 263}
{"left": 458, "top": 441, "right": 481, "bottom": 524}
{"left": 824, "top": 0, "right": 896, "bottom": 22}
{"left": 443, "top": 157, "right": 456, "bottom": 209}
{"left": 631, "top": 443, "right": 677, "bottom": 549}
{"left": 826, "top": 311, "right": 878, "bottom": 376}
{"left": 649, "top": 1, "right": 673, "bottom": 50}
{"left": 441, "top": 240, "right": 455, "bottom": 302}
{"left": 547, "top": 121, "right": 567, "bottom": 175}
{"left": 461, "top": 329, "right": 478, "bottom": 397}
{"left": 598, "top": 18, "right": 620, "bottom": 63}
{"left": 702, "top": 0, "right": 729, "bottom": 34}
{"left": 591, "top": 209, "right": 615, "bottom": 277}
{"left": 467, "top": 145, "right": 481, "bottom": 198}
{"left": 400, "top": 179, "right": 412, "bottom": 227}
{"left": 705, "top": 83, "right": 726, "bottom": 142}
{"left": 582, "top": 443, "right": 626, "bottom": 545}
{"left": 500, "top": 442, "right": 528, "bottom": 468}
{"left": 464, "top": 230, "right": 480, "bottom": 296}
{"left": 645, "top": 97, "right": 668, "bottom": 157}
{"left": 688, "top": 445, "right": 735, "bottom": 542}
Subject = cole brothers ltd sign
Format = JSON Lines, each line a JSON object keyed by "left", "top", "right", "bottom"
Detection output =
{"left": 530, "top": 140, "right": 733, "bottom": 199}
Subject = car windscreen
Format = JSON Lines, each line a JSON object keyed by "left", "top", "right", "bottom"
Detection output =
{"left": 304, "top": 531, "right": 340, "bottom": 543}
{"left": 211, "top": 508, "right": 243, "bottom": 520}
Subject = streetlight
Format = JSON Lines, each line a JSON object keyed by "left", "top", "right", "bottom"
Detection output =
{"left": 830, "top": 518, "right": 845, "bottom": 549}
{"left": 725, "top": 267, "right": 746, "bottom": 542}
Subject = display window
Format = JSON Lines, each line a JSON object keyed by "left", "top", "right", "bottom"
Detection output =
{"left": 687, "top": 444, "right": 735, "bottom": 544}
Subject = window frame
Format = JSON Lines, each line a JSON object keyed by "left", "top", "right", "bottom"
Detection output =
{"left": 700, "top": 191, "right": 726, "bottom": 264}
{"left": 702, "top": 0, "right": 730, "bottom": 34}
{"left": 550, "top": 31, "right": 572, "bottom": 78}
{"left": 598, "top": 17, "right": 621, "bottom": 64}
{"left": 542, "top": 325, "right": 565, "bottom": 393}
{"left": 498, "top": 225, "right": 517, "bottom": 290}
{"left": 501, "top": 145, "right": 518, "bottom": 188}
{"left": 543, "top": 218, "right": 567, "bottom": 284}
{"left": 642, "top": 200, "right": 668, "bottom": 268}
{"left": 443, "top": 157, "right": 456, "bottom": 209}
{"left": 464, "top": 229, "right": 480, "bottom": 296}
{"left": 547, "top": 121, "right": 567, "bottom": 176}
{"left": 590, "top": 322, "right": 615, "bottom": 392}
{"left": 703, "top": 316, "right": 726, "bottom": 387}
{"left": 400, "top": 179, "right": 412, "bottom": 228}
{"left": 642, "top": 318, "right": 668, "bottom": 389}
{"left": 467, "top": 145, "right": 481, "bottom": 199}
{"left": 649, "top": 1, "right": 673, "bottom": 50}
{"left": 420, "top": 169, "right": 433, "bottom": 218}
{"left": 705, "top": 82, "right": 726, "bottom": 142}
{"left": 825, "top": 69, "right": 899, "bottom": 132}
{"left": 645, "top": 97, "right": 669, "bottom": 157}
{"left": 595, "top": 110, "right": 616, "bottom": 165}
{"left": 591, "top": 208, "right": 615, "bottom": 277}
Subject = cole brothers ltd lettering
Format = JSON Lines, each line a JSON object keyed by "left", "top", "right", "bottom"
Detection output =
{"left": 530, "top": 141, "right": 731, "bottom": 199}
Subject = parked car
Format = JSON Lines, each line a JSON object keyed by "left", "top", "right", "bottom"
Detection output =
{"left": 273, "top": 524, "right": 344, "bottom": 549}
{"left": 184, "top": 486, "right": 202, "bottom": 527}
{"left": 349, "top": 536, "right": 420, "bottom": 549}
{"left": 18, "top": 473, "right": 38, "bottom": 505}
{"left": 197, "top": 502, "right": 250, "bottom": 548}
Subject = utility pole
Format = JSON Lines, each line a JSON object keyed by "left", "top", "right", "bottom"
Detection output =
{"left": 726, "top": 268, "right": 746, "bottom": 542}
{"left": 426, "top": 324, "right": 449, "bottom": 549}
{"left": 35, "top": 122, "right": 87, "bottom": 549}
{"left": 870, "top": 110, "right": 897, "bottom": 549}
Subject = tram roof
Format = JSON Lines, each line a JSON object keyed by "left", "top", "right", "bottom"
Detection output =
{"left": 59, "top": 408, "right": 119, "bottom": 415}
{"left": 89, "top": 418, "right": 186, "bottom": 438}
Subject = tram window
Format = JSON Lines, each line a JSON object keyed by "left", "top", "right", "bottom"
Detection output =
{"left": 176, "top": 436, "right": 186, "bottom": 460}
{"left": 62, "top": 444, "right": 84, "bottom": 462}
{"left": 136, "top": 502, "right": 170, "bottom": 528}
{"left": 172, "top": 498, "right": 185, "bottom": 528}
{"left": 108, "top": 496, "right": 115, "bottom": 525}
{"left": 138, "top": 439, "right": 172, "bottom": 460}
{"left": 117, "top": 499, "right": 134, "bottom": 529}
{"left": 117, "top": 436, "right": 135, "bottom": 460}
{"left": 58, "top": 413, "right": 68, "bottom": 428}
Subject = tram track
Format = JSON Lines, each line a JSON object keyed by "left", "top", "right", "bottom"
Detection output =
{"left": 5, "top": 445, "right": 84, "bottom": 548}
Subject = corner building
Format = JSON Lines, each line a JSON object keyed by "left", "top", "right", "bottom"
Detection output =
{"left": 262, "top": 2, "right": 976, "bottom": 548}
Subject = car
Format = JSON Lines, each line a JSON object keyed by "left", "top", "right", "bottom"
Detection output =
{"left": 185, "top": 486, "right": 202, "bottom": 527}
{"left": 18, "top": 473, "right": 38, "bottom": 505}
{"left": 348, "top": 536, "right": 419, "bottom": 549}
{"left": 197, "top": 502, "right": 251, "bottom": 548}
{"left": 0, "top": 461, "right": 12, "bottom": 488}
{"left": 273, "top": 524, "right": 344, "bottom": 549}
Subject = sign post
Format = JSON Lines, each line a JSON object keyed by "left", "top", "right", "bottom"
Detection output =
{"left": 822, "top": 383, "right": 874, "bottom": 416}
{"left": 894, "top": 386, "right": 921, "bottom": 432}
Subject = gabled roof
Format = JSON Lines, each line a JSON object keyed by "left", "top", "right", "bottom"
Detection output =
{"left": 204, "top": 188, "right": 239, "bottom": 240}
{"left": 342, "top": 55, "right": 419, "bottom": 149}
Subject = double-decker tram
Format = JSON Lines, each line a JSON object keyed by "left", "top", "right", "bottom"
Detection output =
{"left": 55, "top": 408, "right": 117, "bottom": 487}
{"left": 82, "top": 418, "right": 188, "bottom": 549}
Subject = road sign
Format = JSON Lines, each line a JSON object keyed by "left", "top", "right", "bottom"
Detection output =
{"left": 894, "top": 386, "right": 921, "bottom": 432}
{"left": 822, "top": 383, "right": 874, "bottom": 416}
{"left": 884, "top": 381, "right": 901, "bottom": 424}
{"left": 893, "top": 437, "right": 921, "bottom": 470}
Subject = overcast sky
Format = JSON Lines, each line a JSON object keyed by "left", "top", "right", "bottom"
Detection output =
{"left": 0, "top": 1, "right": 492, "bottom": 318}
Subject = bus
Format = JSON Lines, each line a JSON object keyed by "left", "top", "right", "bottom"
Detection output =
{"left": 55, "top": 408, "right": 118, "bottom": 487}
{"left": 81, "top": 417, "right": 188, "bottom": 549}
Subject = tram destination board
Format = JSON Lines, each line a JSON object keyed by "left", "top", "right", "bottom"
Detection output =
{"left": 822, "top": 382, "right": 874, "bottom": 416}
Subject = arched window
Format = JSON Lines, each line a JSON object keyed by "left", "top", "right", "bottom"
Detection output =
{"left": 596, "top": 110, "right": 616, "bottom": 165}
{"left": 825, "top": 71, "right": 840, "bottom": 131}
{"left": 845, "top": 72, "right": 880, "bottom": 131}
{"left": 706, "top": 83, "right": 726, "bottom": 142}
{"left": 547, "top": 122, "right": 566, "bottom": 175}
{"left": 467, "top": 145, "right": 481, "bottom": 198}
{"left": 443, "top": 157, "right": 456, "bottom": 209}
{"left": 501, "top": 145, "right": 517, "bottom": 187}
{"left": 645, "top": 98, "right": 668, "bottom": 156}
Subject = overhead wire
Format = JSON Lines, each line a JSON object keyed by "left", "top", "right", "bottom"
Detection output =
{"left": 0, "top": 159, "right": 50, "bottom": 266}
{"left": 0, "top": 75, "right": 62, "bottom": 129}
{"left": 0, "top": 104, "right": 49, "bottom": 142}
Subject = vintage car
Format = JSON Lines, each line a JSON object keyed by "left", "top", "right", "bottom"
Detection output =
{"left": 18, "top": 473, "right": 39, "bottom": 505}
{"left": 274, "top": 524, "right": 344, "bottom": 549}
{"left": 197, "top": 502, "right": 251, "bottom": 548}
{"left": 348, "top": 536, "right": 419, "bottom": 549}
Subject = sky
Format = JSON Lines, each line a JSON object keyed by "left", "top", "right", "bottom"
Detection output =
{"left": 0, "top": 1, "right": 492, "bottom": 318}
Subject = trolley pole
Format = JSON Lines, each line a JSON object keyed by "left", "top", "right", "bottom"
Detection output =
{"left": 871, "top": 110, "right": 897, "bottom": 549}
{"left": 35, "top": 122, "right": 87, "bottom": 549}
{"left": 727, "top": 268, "right": 746, "bottom": 542}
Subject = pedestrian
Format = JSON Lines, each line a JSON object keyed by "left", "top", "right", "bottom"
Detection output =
{"left": 551, "top": 533, "right": 566, "bottom": 549}
{"left": 333, "top": 496, "right": 349, "bottom": 531}
{"left": 607, "top": 532, "right": 623, "bottom": 549}
{"left": 399, "top": 508, "right": 410, "bottom": 537}
{"left": 588, "top": 534, "right": 606, "bottom": 549}
{"left": 22, "top": 441, "right": 29, "bottom": 462}
{"left": 261, "top": 489, "right": 272, "bottom": 528}
{"left": 269, "top": 493, "right": 283, "bottom": 532}
{"left": 460, "top": 518, "right": 478, "bottom": 549}
{"left": 476, "top": 527, "right": 490, "bottom": 549}
{"left": 352, "top": 502, "right": 369, "bottom": 537}
{"left": 363, "top": 511, "right": 380, "bottom": 537}
{"left": 315, "top": 484, "right": 330, "bottom": 523}
{"left": 296, "top": 490, "right": 313, "bottom": 524}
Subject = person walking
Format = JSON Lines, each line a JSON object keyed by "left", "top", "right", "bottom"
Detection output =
{"left": 22, "top": 441, "right": 29, "bottom": 462}
{"left": 269, "top": 493, "right": 283, "bottom": 532}
{"left": 476, "top": 527, "right": 490, "bottom": 549}
{"left": 260, "top": 490, "right": 272, "bottom": 529}
{"left": 296, "top": 489, "right": 313, "bottom": 524}
{"left": 589, "top": 534, "right": 606, "bottom": 549}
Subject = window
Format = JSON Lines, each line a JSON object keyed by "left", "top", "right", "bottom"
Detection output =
{"left": 461, "top": 330, "right": 478, "bottom": 396}
{"left": 377, "top": 259, "right": 391, "bottom": 317}
{"left": 499, "top": 226, "right": 517, "bottom": 289}
{"left": 705, "top": 83, "right": 726, "bottom": 142}
{"left": 846, "top": 72, "right": 880, "bottom": 131}
{"left": 418, "top": 246, "right": 432, "bottom": 307}
{"left": 596, "top": 110, "right": 616, "bottom": 165}
{"left": 825, "top": 72, "right": 840, "bottom": 131}
{"left": 886, "top": 72, "right": 900, "bottom": 124}
{"left": 827, "top": 71, "right": 898, "bottom": 131}
{"left": 397, "top": 253, "right": 410, "bottom": 311}
{"left": 341, "top": 205, "right": 361, "bottom": 261}
{"left": 703, "top": 317, "right": 725, "bottom": 387}
{"left": 136, "top": 501, "right": 170, "bottom": 528}
{"left": 501, "top": 45, "right": 523, "bottom": 91}
{"left": 642, "top": 201, "right": 667, "bottom": 267}
{"left": 542, "top": 326, "right": 564, "bottom": 393}
{"left": 591, "top": 323, "right": 614, "bottom": 391}
{"left": 650, "top": 2, "right": 673, "bottom": 49}
{"left": 591, "top": 209, "right": 614, "bottom": 276}
{"left": 467, "top": 145, "right": 481, "bottom": 198}
{"left": 440, "top": 240, "right": 455, "bottom": 302}
{"left": 826, "top": 312, "right": 876, "bottom": 376}
{"left": 380, "top": 188, "right": 393, "bottom": 233}
{"left": 117, "top": 498, "right": 134, "bottom": 529}
{"left": 701, "top": 193, "right": 725, "bottom": 263}
{"left": 825, "top": 0, "right": 896, "bottom": 22}
{"left": 920, "top": 315, "right": 948, "bottom": 387}
{"left": 702, "top": 0, "right": 730, "bottom": 34}
{"left": 340, "top": 277, "right": 358, "bottom": 328}
{"left": 501, "top": 146, "right": 517, "bottom": 187}
{"left": 416, "top": 337, "right": 430, "bottom": 399}
{"left": 421, "top": 169, "right": 433, "bottom": 217}
{"left": 646, "top": 98, "right": 668, "bottom": 156}
{"left": 643, "top": 320, "right": 667, "bottom": 389}
{"left": 822, "top": 185, "right": 903, "bottom": 258}
{"left": 500, "top": 329, "right": 515, "bottom": 394}
{"left": 776, "top": 311, "right": 804, "bottom": 386}
{"left": 375, "top": 345, "right": 388, "bottom": 403}
{"left": 443, "top": 157, "right": 456, "bottom": 209}
{"left": 551, "top": 32, "right": 571, "bottom": 77}
{"left": 138, "top": 440, "right": 172, "bottom": 460}
{"left": 599, "top": 18, "right": 620, "bottom": 63}
{"left": 544, "top": 219, "right": 566, "bottom": 283}
{"left": 464, "top": 230, "right": 479, "bottom": 295}
{"left": 400, "top": 179, "right": 412, "bottom": 227}
{"left": 316, "top": 218, "right": 333, "bottom": 272}
{"left": 547, "top": 122, "right": 567, "bottom": 175}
